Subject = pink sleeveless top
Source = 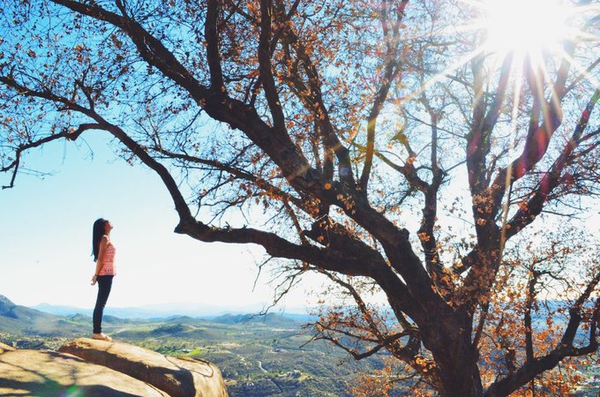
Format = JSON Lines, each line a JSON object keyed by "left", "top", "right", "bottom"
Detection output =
{"left": 98, "top": 237, "right": 116, "bottom": 276}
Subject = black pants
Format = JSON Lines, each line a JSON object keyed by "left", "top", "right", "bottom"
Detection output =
{"left": 93, "top": 275, "right": 113, "bottom": 334}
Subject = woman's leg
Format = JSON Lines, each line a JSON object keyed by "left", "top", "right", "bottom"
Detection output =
{"left": 92, "top": 275, "right": 113, "bottom": 334}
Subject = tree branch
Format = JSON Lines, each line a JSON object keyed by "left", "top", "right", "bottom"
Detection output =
{"left": 1, "top": 124, "right": 88, "bottom": 189}
{"left": 506, "top": 88, "right": 600, "bottom": 238}
{"left": 206, "top": 0, "right": 226, "bottom": 91}
{"left": 277, "top": 11, "right": 355, "bottom": 187}
{"left": 258, "top": 0, "right": 287, "bottom": 130}
{"left": 359, "top": 0, "right": 408, "bottom": 191}
{"left": 484, "top": 270, "right": 600, "bottom": 397}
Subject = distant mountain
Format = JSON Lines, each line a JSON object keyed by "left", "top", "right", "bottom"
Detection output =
{"left": 0, "top": 294, "right": 54, "bottom": 322}
{"left": 0, "top": 294, "right": 79, "bottom": 335}
{"left": 31, "top": 303, "right": 92, "bottom": 317}
{"left": 0, "top": 294, "right": 15, "bottom": 315}
{"left": 32, "top": 301, "right": 314, "bottom": 322}
{"left": 31, "top": 302, "right": 266, "bottom": 319}
{"left": 212, "top": 312, "right": 301, "bottom": 327}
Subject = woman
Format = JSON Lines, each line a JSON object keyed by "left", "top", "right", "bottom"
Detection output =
{"left": 91, "top": 218, "right": 116, "bottom": 341}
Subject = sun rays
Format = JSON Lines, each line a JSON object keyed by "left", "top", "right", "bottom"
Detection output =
{"left": 387, "top": 0, "right": 600, "bottom": 244}
{"left": 391, "top": 0, "right": 600, "bottom": 109}
{"left": 464, "top": 0, "right": 600, "bottom": 84}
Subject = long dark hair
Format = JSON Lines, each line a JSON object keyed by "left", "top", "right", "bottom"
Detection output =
{"left": 92, "top": 218, "right": 109, "bottom": 262}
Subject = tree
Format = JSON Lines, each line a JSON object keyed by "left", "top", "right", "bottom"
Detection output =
{"left": 1, "top": 1, "right": 600, "bottom": 396}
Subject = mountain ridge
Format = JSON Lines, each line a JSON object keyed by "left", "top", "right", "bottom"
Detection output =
{"left": 0, "top": 293, "right": 314, "bottom": 335}
{"left": 31, "top": 300, "right": 314, "bottom": 321}
{"left": 0, "top": 294, "right": 62, "bottom": 334}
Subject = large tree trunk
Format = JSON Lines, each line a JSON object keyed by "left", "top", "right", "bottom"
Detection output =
{"left": 424, "top": 309, "right": 483, "bottom": 397}
{"left": 437, "top": 351, "right": 483, "bottom": 397}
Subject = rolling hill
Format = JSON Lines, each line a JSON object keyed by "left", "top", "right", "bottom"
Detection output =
{"left": 0, "top": 294, "right": 66, "bottom": 334}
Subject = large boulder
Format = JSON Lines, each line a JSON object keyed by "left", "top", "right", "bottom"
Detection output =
{"left": 0, "top": 348, "right": 169, "bottom": 396}
{"left": 59, "top": 338, "right": 229, "bottom": 397}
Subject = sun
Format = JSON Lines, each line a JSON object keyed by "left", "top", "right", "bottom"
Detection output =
{"left": 482, "top": 0, "right": 572, "bottom": 57}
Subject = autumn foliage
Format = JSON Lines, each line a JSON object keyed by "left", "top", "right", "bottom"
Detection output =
{"left": 2, "top": 1, "right": 600, "bottom": 396}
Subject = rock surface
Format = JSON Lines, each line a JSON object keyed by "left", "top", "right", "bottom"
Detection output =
{"left": 0, "top": 338, "right": 229, "bottom": 397}
{"left": 0, "top": 349, "right": 169, "bottom": 396}
{"left": 60, "top": 338, "right": 229, "bottom": 397}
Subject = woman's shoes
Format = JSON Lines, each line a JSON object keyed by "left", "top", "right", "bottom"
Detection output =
{"left": 92, "top": 333, "right": 113, "bottom": 341}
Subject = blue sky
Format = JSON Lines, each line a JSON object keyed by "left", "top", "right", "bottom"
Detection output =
{"left": 0, "top": 133, "right": 316, "bottom": 312}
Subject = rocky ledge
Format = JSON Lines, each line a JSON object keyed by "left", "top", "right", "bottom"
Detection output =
{"left": 0, "top": 338, "right": 229, "bottom": 397}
